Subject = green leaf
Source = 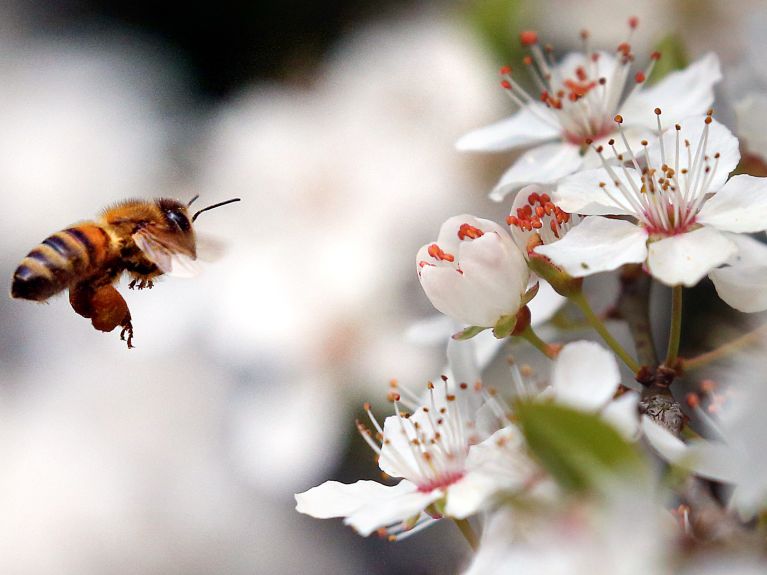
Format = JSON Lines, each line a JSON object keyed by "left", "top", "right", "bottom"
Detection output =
{"left": 515, "top": 401, "right": 646, "bottom": 492}
{"left": 492, "top": 314, "right": 517, "bottom": 339}
{"left": 648, "top": 35, "right": 688, "bottom": 85}
{"left": 463, "top": 0, "right": 525, "bottom": 67}
{"left": 452, "top": 325, "right": 487, "bottom": 340}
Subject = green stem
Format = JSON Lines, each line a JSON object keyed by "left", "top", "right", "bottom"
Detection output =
{"left": 519, "top": 325, "right": 560, "bottom": 359}
{"left": 681, "top": 321, "right": 767, "bottom": 372}
{"left": 571, "top": 292, "right": 640, "bottom": 373}
{"left": 664, "top": 285, "right": 683, "bottom": 368}
{"left": 453, "top": 518, "right": 479, "bottom": 551}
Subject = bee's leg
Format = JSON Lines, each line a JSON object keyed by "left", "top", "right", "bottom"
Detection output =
{"left": 69, "top": 283, "right": 134, "bottom": 348}
{"left": 128, "top": 274, "right": 156, "bottom": 290}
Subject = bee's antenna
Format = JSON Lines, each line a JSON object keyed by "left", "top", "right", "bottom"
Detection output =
{"left": 188, "top": 194, "right": 201, "bottom": 207}
{"left": 192, "top": 198, "right": 241, "bottom": 222}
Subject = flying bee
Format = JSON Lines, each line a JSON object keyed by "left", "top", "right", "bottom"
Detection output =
{"left": 10, "top": 196, "right": 240, "bottom": 348}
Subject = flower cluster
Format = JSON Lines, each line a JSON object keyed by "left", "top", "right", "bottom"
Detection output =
{"left": 294, "top": 14, "right": 767, "bottom": 575}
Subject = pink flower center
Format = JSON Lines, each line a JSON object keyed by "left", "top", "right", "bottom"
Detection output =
{"left": 416, "top": 471, "right": 465, "bottom": 493}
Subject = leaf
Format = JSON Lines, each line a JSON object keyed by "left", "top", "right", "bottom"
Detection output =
{"left": 452, "top": 325, "right": 487, "bottom": 340}
{"left": 515, "top": 400, "right": 646, "bottom": 492}
{"left": 648, "top": 35, "right": 688, "bottom": 85}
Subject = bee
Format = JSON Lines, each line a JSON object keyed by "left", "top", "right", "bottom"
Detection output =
{"left": 10, "top": 196, "right": 240, "bottom": 348}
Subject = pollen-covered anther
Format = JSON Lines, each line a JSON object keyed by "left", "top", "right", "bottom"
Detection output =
{"left": 519, "top": 30, "right": 538, "bottom": 46}
{"left": 427, "top": 243, "right": 455, "bottom": 262}
{"left": 387, "top": 391, "right": 401, "bottom": 402}
{"left": 457, "top": 223, "right": 484, "bottom": 240}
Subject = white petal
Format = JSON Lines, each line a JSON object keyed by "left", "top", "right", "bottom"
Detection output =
{"left": 552, "top": 341, "right": 621, "bottom": 412}
{"left": 535, "top": 216, "right": 648, "bottom": 277}
{"left": 620, "top": 52, "right": 721, "bottom": 129}
{"left": 444, "top": 473, "right": 502, "bottom": 519}
{"left": 489, "top": 142, "right": 583, "bottom": 202}
{"left": 379, "top": 411, "right": 426, "bottom": 479}
{"left": 646, "top": 116, "right": 740, "bottom": 194}
{"left": 346, "top": 485, "right": 440, "bottom": 536}
{"left": 295, "top": 479, "right": 415, "bottom": 519}
{"left": 735, "top": 94, "right": 767, "bottom": 160}
{"left": 698, "top": 175, "right": 767, "bottom": 233}
{"left": 646, "top": 227, "right": 737, "bottom": 287}
{"left": 710, "top": 263, "right": 767, "bottom": 313}
{"left": 641, "top": 417, "right": 690, "bottom": 463}
{"left": 446, "top": 427, "right": 529, "bottom": 518}
{"left": 641, "top": 418, "right": 740, "bottom": 484}
{"left": 553, "top": 168, "right": 640, "bottom": 216}
{"left": 601, "top": 392, "right": 640, "bottom": 440}
{"left": 456, "top": 105, "right": 560, "bottom": 152}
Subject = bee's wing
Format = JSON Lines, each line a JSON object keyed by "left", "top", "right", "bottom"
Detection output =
{"left": 132, "top": 227, "right": 201, "bottom": 278}
{"left": 194, "top": 233, "right": 228, "bottom": 262}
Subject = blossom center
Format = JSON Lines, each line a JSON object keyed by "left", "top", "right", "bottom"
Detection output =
{"left": 500, "top": 18, "right": 661, "bottom": 145}
{"left": 508, "top": 190, "right": 574, "bottom": 245}
{"left": 591, "top": 110, "right": 721, "bottom": 237}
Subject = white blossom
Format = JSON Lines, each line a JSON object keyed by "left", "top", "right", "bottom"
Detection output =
{"left": 537, "top": 113, "right": 767, "bottom": 311}
{"left": 457, "top": 20, "right": 721, "bottom": 201}
{"left": 416, "top": 215, "right": 529, "bottom": 329}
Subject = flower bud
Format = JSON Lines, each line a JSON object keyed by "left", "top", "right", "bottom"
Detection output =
{"left": 417, "top": 215, "right": 529, "bottom": 329}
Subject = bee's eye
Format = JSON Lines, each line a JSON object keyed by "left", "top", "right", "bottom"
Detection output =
{"left": 166, "top": 210, "right": 191, "bottom": 232}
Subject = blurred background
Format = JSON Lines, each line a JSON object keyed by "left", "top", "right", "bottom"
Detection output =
{"left": 0, "top": 0, "right": 765, "bottom": 573}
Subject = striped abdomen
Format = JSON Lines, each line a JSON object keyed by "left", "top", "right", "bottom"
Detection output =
{"left": 11, "top": 225, "right": 111, "bottom": 301}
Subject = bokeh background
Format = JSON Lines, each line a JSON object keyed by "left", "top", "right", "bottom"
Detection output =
{"left": 1, "top": 0, "right": 765, "bottom": 573}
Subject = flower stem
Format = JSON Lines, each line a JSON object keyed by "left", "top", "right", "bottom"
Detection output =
{"left": 452, "top": 518, "right": 479, "bottom": 551}
{"left": 664, "top": 285, "right": 683, "bottom": 368}
{"left": 681, "top": 321, "right": 767, "bottom": 372}
{"left": 519, "top": 325, "right": 560, "bottom": 359}
{"left": 571, "top": 292, "right": 640, "bottom": 373}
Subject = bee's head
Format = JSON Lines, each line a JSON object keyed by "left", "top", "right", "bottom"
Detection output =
{"left": 158, "top": 198, "right": 193, "bottom": 233}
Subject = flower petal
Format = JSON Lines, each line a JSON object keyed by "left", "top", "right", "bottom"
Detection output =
{"left": 646, "top": 227, "right": 737, "bottom": 287}
{"left": 346, "top": 485, "right": 440, "bottom": 536}
{"left": 601, "top": 392, "right": 640, "bottom": 441}
{"left": 735, "top": 94, "right": 767, "bottom": 160}
{"left": 710, "top": 264, "right": 767, "bottom": 313}
{"left": 551, "top": 341, "right": 621, "bottom": 412}
{"left": 553, "top": 168, "right": 640, "bottom": 216}
{"left": 646, "top": 116, "right": 740, "bottom": 194}
{"left": 534, "top": 216, "right": 648, "bottom": 277}
{"left": 641, "top": 417, "right": 740, "bottom": 484}
{"left": 456, "top": 105, "right": 560, "bottom": 152}
{"left": 295, "top": 479, "right": 416, "bottom": 519}
{"left": 698, "top": 175, "right": 767, "bottom": 233}
{"left": 620, "top": 52, "right": 721, "bottom": 129}
{"left": 489, "top": 142, "right": 583, "bottom": 202}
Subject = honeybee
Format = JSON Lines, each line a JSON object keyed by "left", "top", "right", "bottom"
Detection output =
{"left": 11, "top": 196, "right": 240, "bottom": 348}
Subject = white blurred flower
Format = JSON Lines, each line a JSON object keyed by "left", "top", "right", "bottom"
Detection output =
{"left": 547, "top": 341, "right": 639, "bottom": 439}
{"left": 643, "top": 372, "right": 767, "bottom": 519}
{"left": 416, "top": 215, "right": 529, "bottom": 329}
{"left": 735, "top": 94, "right": 767, "bottom": 161}
{"left": 295, "top": 368, "right": 539, "bottom": 538}
{"left": 464, "top": 481, "right": 672, "bottom": 575}
{"left": 539, "top": 114, "right": 767, "bottom": 309}
{"left": 197, "top": 15, "right": 504, "bottom": 390}
{"left": 457, "top": 20, "right": 720, "bottom": 200}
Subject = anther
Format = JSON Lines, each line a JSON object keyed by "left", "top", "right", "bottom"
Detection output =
{"left": 654, "top": 107, "right": 662, "bottom": 115}
{"left": 628, "top": 16, "right": 639, "bottom": 29}
{"left": 520, "top": 31, "right": 538, "bottom": 46}
{"left": 614, "top": 114, "right": 624, "bottom": 124}
{"left": 634, "top": 71, "right": 646, "bottom": 83}
{"left": 499, "top": 65, "right": 511, "bottom": 75}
